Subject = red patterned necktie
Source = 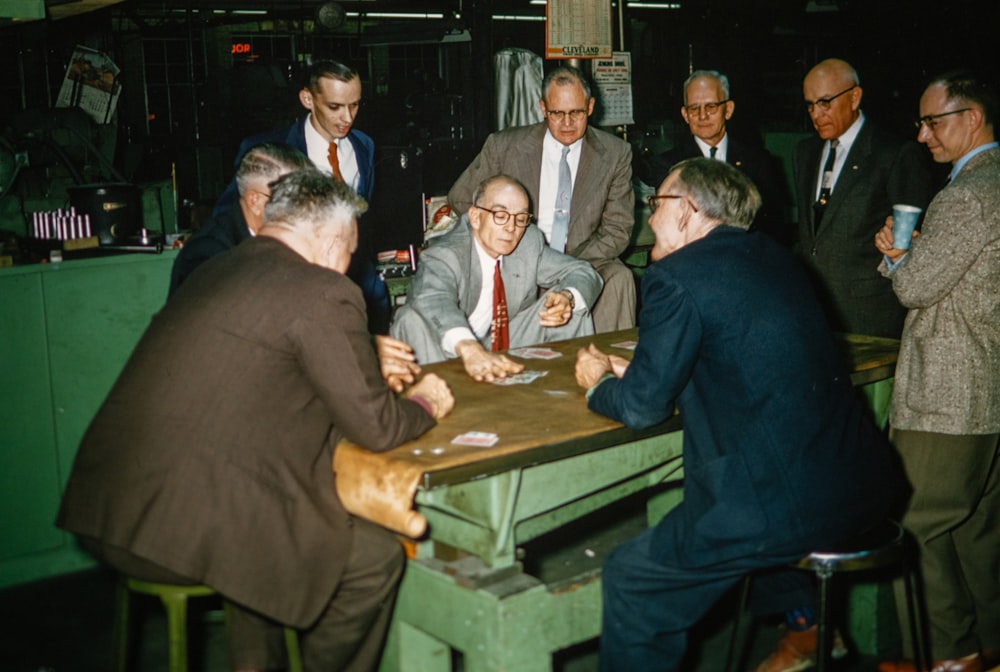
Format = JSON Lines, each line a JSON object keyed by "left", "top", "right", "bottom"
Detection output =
{"left": 491, "top": 259, "right": 509, "bottom": 352}
{"left": 328, "top": 141, "right": 344, "bottom": 182}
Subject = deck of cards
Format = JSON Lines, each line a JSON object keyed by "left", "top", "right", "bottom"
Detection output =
{"left": 451, "top": 431, "right": 500, "bottom": 447}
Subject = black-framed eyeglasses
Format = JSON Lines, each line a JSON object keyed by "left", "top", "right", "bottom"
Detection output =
{"left": 646, "top": 194, "right": 686, "bottom": 212}
{"left": 475, "top": 205, "right": 535, "bottom": 228}
{"left": 685, "top": 100, "right": 730, "bottom": 116}
{"left": 545, "top": 109, "right": 588, "bottom": 123}
{"left": 804, "top": 85, "right": 857, "bottom": 113}
{"left": 915, "top": 108, "right": 971, "bottom": 130}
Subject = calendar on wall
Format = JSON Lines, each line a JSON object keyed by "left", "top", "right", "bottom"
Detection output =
{"left": 546, "top": 0, "right": 613, "bottom": 60}
{"left": 591, "top": 52, "right": 634, "bottom": 127}
{"left": 55, "top": 45, "right": 122, "bottom": 125}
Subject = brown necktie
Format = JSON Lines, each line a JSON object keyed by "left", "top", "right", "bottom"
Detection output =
{"left": 328, "top": 141, "right": 344, "bottom": 182}
{"left": 491, "top": 259, "right": 509, "bottom": 352}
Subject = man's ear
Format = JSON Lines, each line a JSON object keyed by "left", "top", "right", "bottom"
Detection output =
{"left": 299, "top": 88, "right": 314, "bottom": 111}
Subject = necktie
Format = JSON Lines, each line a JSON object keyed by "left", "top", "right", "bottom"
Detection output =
{"left": 491, "top": 260, "right": 509, "bottom": 352}
{"left": 328, "top": 141, "right": 344, "bottom": 182}
{"left": 813, "top": 139, "right": 838, "bottom": 225}
{"left": 709, "top": 145, "right": 718, "bottom": 159}
{"left": 550, "top": 146, "right": 571, "bottom": 253}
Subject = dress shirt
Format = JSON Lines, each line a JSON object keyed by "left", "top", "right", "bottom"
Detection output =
{"left": 537, "top": 131, "right": 583, "bottom": 244}
{"left": 813, "top": 112, "right": 865, "bottom": 201}
{"left": 694, "top": 134, "right": 728, "bottom": 162}
{"left": 304, "top": 116, "right": 360, "bottom": 192}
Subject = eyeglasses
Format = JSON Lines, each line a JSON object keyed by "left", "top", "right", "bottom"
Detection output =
{"left": 248, "top": 189, "right": 271, "bottom": 200}
{"left": 546, "top": 109, "right": 588, "bottom": 123}
{"left": 804, "top": 85, "right": 857, "bottom": 113}
{"left": 684, "top": 100, "right": 730, "bottom": 116}
{"left": 915, "top": 108, "right": 971, "bottom": 130}
{"left": 646, "top": 194, "right": 685, "bottom": 212}
{"left": 475, "top": 205, "right": 535, "bottom": 228}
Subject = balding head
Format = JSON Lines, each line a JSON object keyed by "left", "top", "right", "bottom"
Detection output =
{"left": 803, "top": 58, "right": 863, "bottom": 141}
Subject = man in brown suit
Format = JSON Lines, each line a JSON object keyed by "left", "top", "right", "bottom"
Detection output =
{"left": 57, "top": 170, "right": 454, "bottom": 672}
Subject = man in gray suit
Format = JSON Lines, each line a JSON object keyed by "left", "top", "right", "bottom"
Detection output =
{"left": 448, "top": 65, "right": 635, "bottom": 333}
{"left": 875, "top": 71, "right": 1000, "bottom": 672}
{"left": 794, "top": 58, "right": 934, "bottom": 338}
{"left": 392, "top": 174, "right": 603, "bottom": 382}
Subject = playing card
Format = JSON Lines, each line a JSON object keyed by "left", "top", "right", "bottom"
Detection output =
{"left": 508, "top": 347, "right": 562, "bottom": 360}
{"left": 451, "top": 431, "right": 500, "bottom": 447}
{"left": 492, "top": 370, "right": 549, "bottom": 385}
{"left": 611, "top": 340, "right": 638, "bottom": 351}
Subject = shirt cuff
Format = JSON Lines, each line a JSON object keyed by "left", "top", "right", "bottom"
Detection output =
{"left": 585, "top": 372, "right": 616, "bottom": 400}
{"left": 442, "top": 327, "right": 477, "bottom": 357}
{"left": 408, "top": 395, "right": 434, "bottom": 417}
{"left": 567, "top": 288, "right": 586, "bottom": 312}
{"left": 884, "top": 253, "right": 907, "bottom": 271}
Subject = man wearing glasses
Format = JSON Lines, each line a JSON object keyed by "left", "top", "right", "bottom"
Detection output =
{"left": 448, "top": 65, "right": 636, "bottom": 333}
{"left": 874, "top": 71, "right": 1000, "bottom": 672}
{"left": 392, "top": 175, "right": 602, "bottom": 381}
{"left": 793, "top": 58, "right": 933, "bottom": 338}
{"left": 641, "top": 70, "right": 789, "bottom": 245}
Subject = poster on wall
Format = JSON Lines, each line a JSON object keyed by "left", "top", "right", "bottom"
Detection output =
{"left": 55, "top": 45, "right": 122, "bottom": 125}
{"left": 546, "top": 0, "right": 613, "bottom": 60}
{"left": 591, "top": 52, "right": 634, "bottom": 126}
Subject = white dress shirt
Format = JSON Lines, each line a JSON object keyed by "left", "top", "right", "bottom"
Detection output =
{"left": 537, "top": 130, "right": 583, "bottom": 244}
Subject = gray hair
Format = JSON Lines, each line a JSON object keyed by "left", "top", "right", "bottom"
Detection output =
{"left": 542, "top": 65, "right": 592, "bottom": 100}
{"left": 670, "top": 157, "right": 761, "bottom": 230}
{"left": 264, "top": 169, "right": 367, "bottom": 237}
{"left": 683, "top": 70, "right": 730, "bottom": 103}
{"left": 235, "top": 143, "right": 312, "bottom": 196}
{"left": 471, "top": 174, "right": 530, "bottom": 207}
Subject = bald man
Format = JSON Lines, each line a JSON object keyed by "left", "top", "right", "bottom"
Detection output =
{"left": 793, "top": 58, "right": 933, "bottom": 338}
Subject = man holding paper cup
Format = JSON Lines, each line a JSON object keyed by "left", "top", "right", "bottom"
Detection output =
{"left": 875, "top": 71, "right": 1000, "bottom": 672}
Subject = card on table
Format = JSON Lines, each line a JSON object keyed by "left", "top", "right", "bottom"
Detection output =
{"left": 508, "top": 347, "right": 562, "bottom": 360}
{"left": 451, "top": 431, "right": 500, "bottom": 447}
{"left": 491, "top": 370, "right": 549, "bottom": 386}
{"left": 611, "top": 340, "right": 638, "bottom": 351}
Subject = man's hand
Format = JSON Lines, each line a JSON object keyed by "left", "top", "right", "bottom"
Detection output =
{"left": 538, "top": 290, "right": 574, "bottom": 328}
{"left": 405, "top": 373, "right": 455, "bottom": 420}
{"left": 575, "top": 343, "right": 615, "bottom": 389}
{"left": 455, "top": 339, "right": 524, "bottom": 382}
{"left": 375, "top": 335, "right": 421, "bottom": 393}
{"left": 874, "top": 216, "right": 918, "bottom": 264}
{"left": 608, "top": 353, "right": 631, "bottom": 378}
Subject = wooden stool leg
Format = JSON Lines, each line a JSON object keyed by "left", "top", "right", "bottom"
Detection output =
{"left": 159, "top": 591, "right": 191, "bottom": 672}
{"left": 902, "top": 556, "right": 929, "bottom": 672}
{"left": 114, "top": 578, "right": 131, "bottom": 672}
{"left": 724, "top": 575, "right": 752, "bottom": 672}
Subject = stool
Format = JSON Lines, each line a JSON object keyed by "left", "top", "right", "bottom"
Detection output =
{"left": 725, "top": 519, "right": 930, "bottom": 672}
{"left": 115, "top": 577, "right": 303, "bottom": 672}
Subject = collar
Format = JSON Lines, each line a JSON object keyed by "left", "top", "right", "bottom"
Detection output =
{"left": 951, "top": 141, "right": 999, "bottom": 181}
{"left": 543, "top": 128, "right": 584, "bottom": 156}
{"left": 831, "top": 111, "right": 865, "bottom": 153}
{"left": 694, "top": 133, "right": 728, "bottom": 160}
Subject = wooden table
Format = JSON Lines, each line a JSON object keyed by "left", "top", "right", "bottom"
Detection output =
{"left": 331, "top": 329, "right": 899, "bottom": 672}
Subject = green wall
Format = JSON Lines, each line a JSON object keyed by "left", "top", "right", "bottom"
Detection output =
{"left": 0, "top": 250, "right": 176, "bottom": 588}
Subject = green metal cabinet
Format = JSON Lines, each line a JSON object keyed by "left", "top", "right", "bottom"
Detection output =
{"left": 0, "top": 251, "right": 176, "bottom": 589}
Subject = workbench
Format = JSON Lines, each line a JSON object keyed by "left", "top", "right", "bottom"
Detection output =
{"left": 332, "top": 329, "right": 900, "bottom": 671}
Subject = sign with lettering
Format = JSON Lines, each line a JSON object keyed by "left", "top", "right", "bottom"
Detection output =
{"left": 546, "top": 0, "right": 613, "bottom": 60}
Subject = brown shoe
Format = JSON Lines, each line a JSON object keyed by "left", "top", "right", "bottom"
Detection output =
{"left": 752, "top": 625, "right": 847, "bottom": 672}
{"left": 879, "top": 653, "right": 984, "bottom": 672}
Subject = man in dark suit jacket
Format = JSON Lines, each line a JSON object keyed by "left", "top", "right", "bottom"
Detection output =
{"left": 448, "top": 66, "right": 636, "bottom": 333}
{"left": 215, "top": 59, "right": 389, "bottom": 333}
{"left": 794, "top": 58, "right": 933, "bottom": 338}
{"left": 575, "top": 158, "right": 901, "bottom": 672}
{"left": 169, "top": 142, "right": 311, "bottom": 296}
{"left": 641, "top": 69, "right": 791, "bottom": 245}
{"left": 57, "top": 170, "right": 454, "bottom": 672}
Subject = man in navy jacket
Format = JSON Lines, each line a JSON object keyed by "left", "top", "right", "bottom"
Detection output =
{"left": 575, "top": 158, "right": 901, "bottom": 672}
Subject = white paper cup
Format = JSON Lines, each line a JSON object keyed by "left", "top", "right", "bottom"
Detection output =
{"left": 892, "top": 204, "right": 922, "bottom": 250}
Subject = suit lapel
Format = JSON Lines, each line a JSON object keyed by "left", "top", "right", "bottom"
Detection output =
{"left": 819, "top": 121, "right": 872, "bottom": 232}
{"left": 567, "top": 128, "right": 606, "bottom": 246}
{"left": 799, "top": 138, "right": 823, "bottom": 235}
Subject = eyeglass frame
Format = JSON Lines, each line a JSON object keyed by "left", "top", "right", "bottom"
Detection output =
{"left": 684, "top": 99, "right": 731, "bottom": 116}
{"left": 545, "top": 108, "right": 589, "bottom": 123}
{"left": 804, "top": 85, "right": 857, "bottom": 114}
{"left": 646, "top": 194, "right": 698, "bottom": 213}
{"left": 915, "top": 108, "right": 971, "bottom": 130}
{"left": 474, "top": 205, "right": 535, "bottom": 228}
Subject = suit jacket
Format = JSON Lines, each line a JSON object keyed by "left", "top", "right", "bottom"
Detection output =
{"left": 56, "top": 236, "right": 435, "bottom": 627}
{"left": 643, "top": 134, "right": 792, "bottom": 246}
{"left": 447, "top": 122, "right": 635, "bottom": 267}
{"left": 880, "top": 146, "right": 1000, "bottom": 435}
{"left": 589, "top": 226, "right": 900, "bottom": 565}
{"left": 215, "top": 118, "right": 375, "bottom": 212}
{"left": 794, "top": 119, "right": 934, "bottom": 338}
{"left": 395, "top": 214, "right": 603, "bottom": 339}
{"left": 168, "top": 203, "right": 249, "bottom": 296}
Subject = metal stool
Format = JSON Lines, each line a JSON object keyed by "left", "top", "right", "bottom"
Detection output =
{"left": 726, "top": 519, "right": 930, "bottom": 672}
{"left": 115, "top": 577, "right": 303, "bottom": 672}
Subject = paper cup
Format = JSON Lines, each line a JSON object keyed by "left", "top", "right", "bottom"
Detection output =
{"left": 892, "top": 204, "right": 922, "bottom": 250}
